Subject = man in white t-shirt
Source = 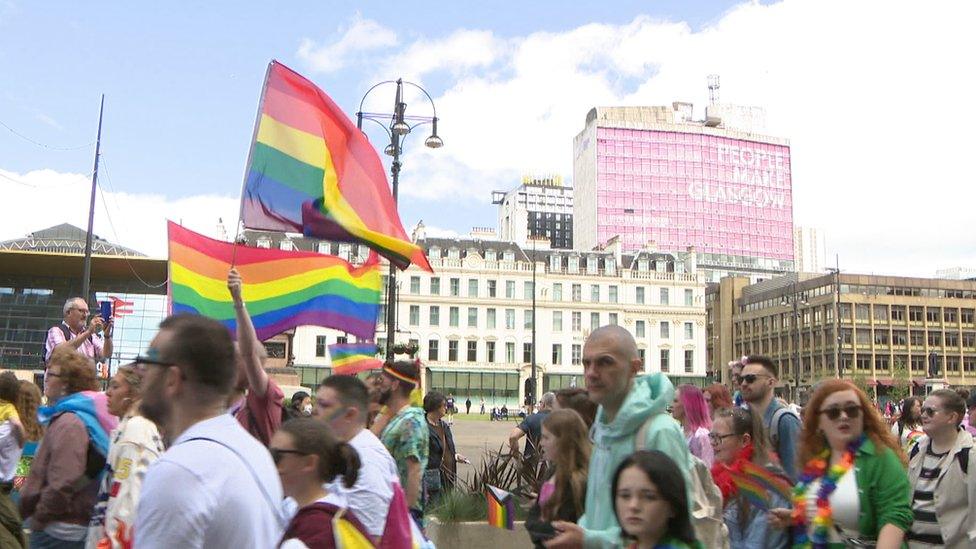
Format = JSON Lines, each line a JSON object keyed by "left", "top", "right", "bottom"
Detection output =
{"left": 135, "top": 314, "right": 284, "bottom": 548}
{"left": 314, "top": 375, "right": 399, "bottom": 541}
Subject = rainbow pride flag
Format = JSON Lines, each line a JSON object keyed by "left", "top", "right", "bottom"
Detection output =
{"left": 486, "top": 485, "right": 515, "bottom": 530}
{"left": 332, "top": 510, "right": 375, "bottom": 548}
{"left": 241, "top": 60, "right": 432, "bottom": 272}
{"left": 329, "top": 343, "right": 382, "bottom": 375}
{"left": 167, "top": 221, "right": 381, "bottom": 341}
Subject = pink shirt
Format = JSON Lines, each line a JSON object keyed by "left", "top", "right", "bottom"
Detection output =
{"left": 233, "top": 379, "right": 284, "bottom": 446}
{"left": 44, "top": 322, "right": 103, "bottom": 362}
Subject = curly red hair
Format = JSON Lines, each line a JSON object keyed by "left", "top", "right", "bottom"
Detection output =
{"left": 798, "top": 379, "right": 905, "bottom": 466}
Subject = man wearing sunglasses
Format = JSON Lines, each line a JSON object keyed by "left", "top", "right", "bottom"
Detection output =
{"left": 44, "top": 297, "right": 113, "bottom": 364}
{"left": 134, "top": 314, "right": 284, "bottom": 548}
{"left": 906, "top": 389, "right": 976, "bottom": 548}
{"left": 738, "top": 355, "right": 800, "bottom": 481}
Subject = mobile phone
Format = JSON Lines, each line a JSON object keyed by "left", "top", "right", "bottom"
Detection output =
{"left": 99, "top": 301, "right": 113, "bottom": 322}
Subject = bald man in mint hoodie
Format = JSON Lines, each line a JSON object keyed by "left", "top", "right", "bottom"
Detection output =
{"left": 546, "top": 325, "right": 692, "bottom": 549}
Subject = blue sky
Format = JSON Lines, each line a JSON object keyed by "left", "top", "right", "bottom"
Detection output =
{"left": 1, "top": 1, "right": 973, "bottom": 275}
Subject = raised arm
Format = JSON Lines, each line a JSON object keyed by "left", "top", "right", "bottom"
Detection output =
{"left": 228, "top": 268, "right": 269, "bottom": 397}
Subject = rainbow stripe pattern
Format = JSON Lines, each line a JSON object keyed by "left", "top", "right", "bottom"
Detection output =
{"left": 329, "top": 343, "right": 382, "bottom": 375}
{"left": 167, "top": 221, "right": 381, "bottom": 341}
{"left": 241, "top": 60, "right": 432, "bottom": 272}
{"left": 732, "top": 460, "right": 794, "bottom": 511}
{"left": 486, "top": 485, "right": 515, "bottom": 530}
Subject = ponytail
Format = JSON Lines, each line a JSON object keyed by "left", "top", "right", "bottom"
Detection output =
{"left": 335, "top": 442, "right": 361, "bottom": 489}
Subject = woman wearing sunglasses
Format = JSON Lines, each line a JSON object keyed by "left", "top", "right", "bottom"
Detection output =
{"left": 769, "top": 380, "right": 912, "bottom": 548}
{"left": 272, "top": 418, "right": 370, "bottom": 548}
{"left": 710, "top": 407, "right": 792, "bottom": 548}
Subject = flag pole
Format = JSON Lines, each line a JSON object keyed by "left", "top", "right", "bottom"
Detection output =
{"left": 233, "top": 60, "right": 274, "bottom": 266}
{"left": 81, "top": 94, "right": 105, "bottom": 301}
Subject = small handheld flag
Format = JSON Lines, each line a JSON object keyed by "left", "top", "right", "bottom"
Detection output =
{"left": 329, "top": 343, "right": 382, "bottom": 375}
{"left": 486, "top": 485, "right": 515, "bottom": 531}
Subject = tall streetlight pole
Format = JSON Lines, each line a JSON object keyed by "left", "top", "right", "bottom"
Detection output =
{"left": 530, "top": 238, "right": 537, "bottom": 406}
{"left": 357, "top": 79, "right": 442, "bottom": 361}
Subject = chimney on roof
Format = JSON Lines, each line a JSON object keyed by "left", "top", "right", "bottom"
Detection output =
{"left": 685, "top": 245, "right": 698, "bottom": 274}
{"left": 604, "top": 235, "right": 623, "bottom": 265}
{"left": 411, "top": 220, "right": 426, "bottom": 242}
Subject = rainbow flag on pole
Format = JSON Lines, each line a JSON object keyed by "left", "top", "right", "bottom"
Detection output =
{"left": 486, "top": 485, "right": 515, "bottom": 530}
{"left": 241, "top": 60, "right": 432, "bottom": 272}
{"left": 329, "top": 343, "right": 382, "bottom": 375}
{"left": 167, "top": 221, "right": 381, "bottom": 341}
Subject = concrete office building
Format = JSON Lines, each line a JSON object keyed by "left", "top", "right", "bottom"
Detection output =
{"left": 493, "top": 175, "right": 574, "bottom": 250}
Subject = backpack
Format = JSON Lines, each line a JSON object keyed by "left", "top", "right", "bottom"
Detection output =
{"left": 909, "top": 442, "right": 971, "bottom": 475}
{"left": 636, "top": 414, "right": 729, "bottom": 549}
{"left": 767, "top": 405, "right": 800, "bottom": 449}
{"left": 43, "top": 324, "right": 90, "bottom": 365}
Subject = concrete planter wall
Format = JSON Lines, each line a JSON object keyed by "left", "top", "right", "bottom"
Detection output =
{"left": 427, "top": 519, "right": 533, "bottom": 549}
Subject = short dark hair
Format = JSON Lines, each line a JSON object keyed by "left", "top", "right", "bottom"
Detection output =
{"left": 743, "top": 355, "right": 778, "bottom": 378}
{"left": 279, "top": 417, "right": 360, "bottom": 488}
{"left": 385, "top": 360, "right": 420, "bottom": 398}
{"left": 0, "top": 372, "right": 19, "bottom": 402}
{"left": 423, "top": 391, "right": 446, "bottom": 413}
{"left": 157, "top": 314, "right": 236, "bottom": 396}
{"left": 931, "top": 389, "right": 966, "bottom": 425}
{"left": 319, "top": 375, "right": 369, "bottom": 417}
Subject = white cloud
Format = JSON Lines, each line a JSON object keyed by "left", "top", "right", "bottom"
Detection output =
{"left": 0, "top": 169, "right": 239, "bottom": 258}
{"left": 349, "top": 0, "right": 976, "bottom": 276}
{"left": 298, "top": 14, "right": 397, "bottom": 73}
{"left": 34, "top": 113, "right": 63, "bottom": 130}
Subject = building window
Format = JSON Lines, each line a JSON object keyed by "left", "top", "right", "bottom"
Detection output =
{"left": 487, "top": 308, "right": 497, "bottom": 329}
{"left": 524, "top": 281, "right": 534, "bottom": 300}
{"left": 506, "top": 281, "right": 516, "bottom": 299}
{"left": 591, "top": 285, "right": 600, "bottom": 303}
{"left": 428, "top": 339, "right": 439, "bottom": 361}
{"left": 448, "top": 340, "right": 458, "bottom": 361}
{"left": 684, "top": 350, "right": 694, "bottom": 373}
{"left": 638, "top": 348, "right": 645, "bottom": 364}
{"left": 524, "top": 310, "right": 534, "bottom": 329}
{"left": 609, "top": 286, "right": 618, "bottom": 303}
{"left": 660, "top": 322, "right": 670, "bottom": 339}
{"left": 684, "top": 289, "right": 693, "bottom": 306}
{"left": 468, "top": 279, "right": 479, "bottom": 298}
{"left": 315, "top": 336, "right": 327, "bottom": 357}
{"left": 467, "top": 341, "right": 478, "bottom": 362}
{"left": 506, "top": 342, "right": 516, "bottom": 363}
{"left": 572, "top": 284, "right": 582, "bottom": 302}
{"left": 660, "top": 288, "right": 670, "bottom": 305}
{"left": 684, "top": 322, "right": 694, "bottom": 339}
{"left": 505, "top": 309, "right": 516, "bottom": 330}
{"left": 487, "top": 341, "right": 496, "bottom": 362}
{"left": 409, "top": 305, "right": 420, "bottom": 326}
{"left": 572, "top": 344, "right": 582, "bottom": 365}
{"left": 485, "top": 249, "right": 496, "bottom": 261}
{"left": 468, "top": 307, "right": 478, "bottom": 328}
{"left": 450, "top": 278, "right": 460, "bottom": 297}
{"left": 636, "top": 287, "right": 645, "bottom": 304}
{"left": 553, "top": 311, "right": 563, "bottom": 331}
{"left": 553, "top": 283, "right": 563, "bottom": 301}
{"left": 449, "top": 307, "right": 459, "bottom": 327}
{"left": 523, "top": 343, "right": 532, "bottom": 363}
{"left": 410, "top": 276, "right": 420, "bottom": 294}
{"left": 429, "top": 306, "right": 440, "bottom": 326}
{"left": 591, "top": 312, "right": 600, "bottom": 331}
{"left": 488, "top": 280, "right": 497, "bottom": 297}
{"left": 609, "top": 313, "right": 618, "bottom": 325}
{"left": 430, "top": 277, "right": 440, "bottom": 295}
{"left": 552, "top": 344, "right": 562, "bottom": 365}
{"left": 661, "top": 349, "right": 670, "bottom": 372}
{"left": 636, "top": 321, "right": 645, "bottom": 338}
{"left": 572, "top": 312, "right": 582, "bottom": 332}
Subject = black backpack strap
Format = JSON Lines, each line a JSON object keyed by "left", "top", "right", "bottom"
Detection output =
{"left": 909, "top": 441, "right": 922, "bottom": 461}
{"left": 958, "top": 447, "right": 969, "bottom": 475}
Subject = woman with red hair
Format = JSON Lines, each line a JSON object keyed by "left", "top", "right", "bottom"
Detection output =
{"left": 672, "top": 384, "right": 714, "bottom": 466}
{"left": 769, "top": 379, "right": 912, "bottom": 548}
{"left": 703, "top": 384, "right": 734, "bottom": 415}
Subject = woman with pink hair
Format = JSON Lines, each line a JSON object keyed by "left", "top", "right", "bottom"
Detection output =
{"left": 672, "top": 384, "right": 714, "bottom": 466}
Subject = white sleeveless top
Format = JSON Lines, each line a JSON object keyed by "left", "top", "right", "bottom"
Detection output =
{"left": 805, "top": 467, "right": 860, "bottom": 543}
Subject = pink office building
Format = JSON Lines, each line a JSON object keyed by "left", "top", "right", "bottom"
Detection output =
{"left": 573, "top": 105, "right": 795, "bottom": 281}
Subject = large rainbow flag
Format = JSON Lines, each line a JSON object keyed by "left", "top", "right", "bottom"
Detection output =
{"left": 241, "top": 60, "right": 432, "bottom": 272}
{"left": 329, "top": 343, "right": 382, "bottom": 375}
{"left": 167, "top": 221, "right": 381, "bottom": 341}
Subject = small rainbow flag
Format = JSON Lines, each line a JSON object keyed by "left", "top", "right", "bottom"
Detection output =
{"left": 329, "top": 343, "right": 382, "bottom": 375}
{"left": 486, "top": 485, "right": 515, "bottom": 530}
{"left": 732, "top": 461, "right": 794, "bottom": 511}
{"left": 241, "top": 60, "right": 432, "bottom": 272}
{"left": 168, "top": 221, "right": 381, "bottom": 341}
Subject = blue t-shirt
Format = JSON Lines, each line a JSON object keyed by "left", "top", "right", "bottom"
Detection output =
{"left": 518, "top": 411, "right": 550, "bottom": 459}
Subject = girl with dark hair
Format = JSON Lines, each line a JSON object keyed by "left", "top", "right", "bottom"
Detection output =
{"left": 525, "top": 409, "right": 591, "bottom": 548}
{"left": 709, "top": 407, "right": 792, "bottom": 548}
{"left": 422, "top": 391, "right": 467, "bottom": 507}
{"left": 273, "top": 417, "right": 369, "bottom": 548}
{"left": 891, "top": 396, "right": 924, "bottom": 450}
{"left": 612, "top": 450, "right": 699, "bottom": 548}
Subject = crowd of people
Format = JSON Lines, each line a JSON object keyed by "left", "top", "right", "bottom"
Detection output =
{"left": 3, "top": 271, "right": 976, "bottom": 548}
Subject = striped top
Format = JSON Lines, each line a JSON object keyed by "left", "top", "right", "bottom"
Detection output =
{"left": 907, "top": 444, "right": 949, "bottom": 547}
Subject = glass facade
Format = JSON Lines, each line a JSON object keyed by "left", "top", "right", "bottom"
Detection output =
{"left": 425, "top": 370, "right": 519, "bottom": 405}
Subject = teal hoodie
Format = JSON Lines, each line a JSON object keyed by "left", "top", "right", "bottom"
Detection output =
{"left": 579, "top": 373, "right": 692, "bottom": 549}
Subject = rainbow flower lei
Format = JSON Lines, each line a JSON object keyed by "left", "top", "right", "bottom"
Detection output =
{"left": 791, "top": 434, "right": 866, "bottom": 548}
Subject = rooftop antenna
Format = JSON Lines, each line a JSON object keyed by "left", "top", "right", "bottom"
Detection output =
{"left": 707, "top": 74, "right": 720, "bottom": 105}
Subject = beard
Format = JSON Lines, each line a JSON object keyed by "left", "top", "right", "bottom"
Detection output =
{"left": 140, "top": 377, "right": 172, "bottom": 435}
{"left": 377, "top": 387, "right": 393, "bottom": 406}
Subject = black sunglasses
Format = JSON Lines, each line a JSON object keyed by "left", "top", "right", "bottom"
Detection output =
{"left": 740, "top": 373, "right": 770, "bottom": 385}
{"left": 820, "top": 404, "right": 861, "bottom": 421}
{"left": 269, "top": 448, "right": 307, "bottom": 464}
{"left": 920, "top": 406, "right": 944, "bottom": 418}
